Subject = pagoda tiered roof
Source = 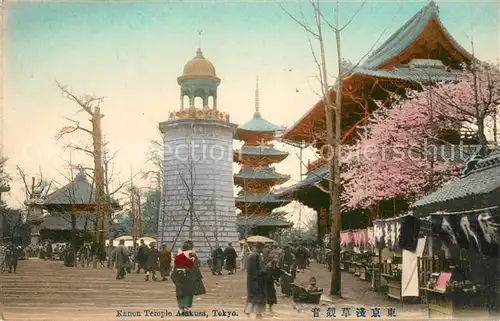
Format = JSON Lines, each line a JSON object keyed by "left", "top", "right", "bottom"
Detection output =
{"left": 233, "top": 78, "right": 292, "bottom": 234}
{"left": 234, "top": 167, "right": 290, "bottom": 184}
{"left": 235, "top": 191, "right": 292, "bottom": 212}
{"left": 235, "top": 144, "right": 289, "bottom": 157}
{"left": 237, "top": 111, "right": 286, "bottom": 134}
{"left": 233, "top": 145, "right": 289, "bottom": 164}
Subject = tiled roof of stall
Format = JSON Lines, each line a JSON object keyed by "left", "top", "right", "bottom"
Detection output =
{"left": 412, "top": 149, "right": 500, "bottom": 208}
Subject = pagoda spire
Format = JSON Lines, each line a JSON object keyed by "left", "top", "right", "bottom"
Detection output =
{"left": 254, "top": 77, "right": 260, "bottom": 115}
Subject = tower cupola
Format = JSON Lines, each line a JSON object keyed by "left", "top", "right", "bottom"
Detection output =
{"left": 177, "top": 48, "right": 220, "bottom": 110}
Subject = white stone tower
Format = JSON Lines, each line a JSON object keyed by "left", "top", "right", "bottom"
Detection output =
{"left": 157, "top": 48, "right": 239, "bottom": 264}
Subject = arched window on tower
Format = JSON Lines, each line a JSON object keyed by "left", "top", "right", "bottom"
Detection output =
{"left": 194, "top": 97, "right": 203, "bottom": 109}
{"left": 208, "top": 96, "right": 214, "bottom": 109}
{"left": 181, "top": 95, "right": 186, "bottom": 109}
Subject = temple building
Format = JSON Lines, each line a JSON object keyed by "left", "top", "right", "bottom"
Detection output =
{"left": 27, "top": 170, "right": 120, "bottom": 244}
{"left": 276, "top": 1, "right": 476, "bottom": 242}
{"left": 157, "top": 48, "right": 239, "bottom": 263}
{"left": 234, "top": 79, "right": 293, "bottom": 237}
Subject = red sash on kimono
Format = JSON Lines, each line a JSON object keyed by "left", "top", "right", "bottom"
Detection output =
{"left": 174, "top": 249, "right": 194, "bottom": 269}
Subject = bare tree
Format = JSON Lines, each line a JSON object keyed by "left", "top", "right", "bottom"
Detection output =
{"left": 16, "top": 167, "right": 53, "bottom": 201}
{"left": 166, "top": 156, "right": 216, "bottom": 253}
{"left": 54, "top": 82, "right": 108, "bottom": 260}
{"left": 279, "top": 0, "right": 371, "bottom": 296}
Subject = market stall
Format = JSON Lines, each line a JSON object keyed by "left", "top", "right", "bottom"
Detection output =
{"left": 373, "top": 215, "right": 426, "bottom": 301}
{"left": 419, "top": 207, "right": 500, "bottom": 318}
{"left": 339, "top": 228, "right": 376, "bottom": 281}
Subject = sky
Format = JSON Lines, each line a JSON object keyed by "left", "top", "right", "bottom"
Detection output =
{"left": 3, "top": 0, "right": 499, "bottom": 227}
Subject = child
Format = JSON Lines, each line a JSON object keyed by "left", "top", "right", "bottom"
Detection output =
{"left": 265, "top": 259, "right": 288, "bottom": 313}
{"left": 306, "top": 276, "right": 319, "bottom": 292}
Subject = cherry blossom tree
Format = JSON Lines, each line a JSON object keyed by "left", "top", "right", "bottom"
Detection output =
{"left": 341, "top": 64, "right": 500, "bottom": 210}
{"left": 341, "top": 88, "right": 459, "bottom": 209}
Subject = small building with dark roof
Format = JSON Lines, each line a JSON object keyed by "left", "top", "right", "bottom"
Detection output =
{"left": 34, "top": 170, "right": 121, "bottom": 243}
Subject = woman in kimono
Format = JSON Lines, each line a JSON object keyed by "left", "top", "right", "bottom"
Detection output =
{"left": 171, "top": 241, "right": 206, "bottom": 312}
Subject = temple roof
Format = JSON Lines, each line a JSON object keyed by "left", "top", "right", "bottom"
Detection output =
{"left": 236, "top": 216, "right": 293, "bottom": 228}
{"left": 348, "top": 64, "right": 463, "bottom": 83}
{"left": 234, "top": 145, "right": 289, "bottom": 157}
{"left": 44, "top": 170, "right": 119, "bottom": 208}
{"left": 411, "top": 148, "right": 500, "bottom": 211}
{"left": 282, "top": 1, "right": 473, "bottom": 143}
{"left": 361, "top": 1, "right": 471, "bottom": 69}
{"left": 234, "top": 167, "right": 290, "bottom": 181}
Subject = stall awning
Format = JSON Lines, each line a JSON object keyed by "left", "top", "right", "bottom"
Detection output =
{"left": 373, "top": 207, "right": 500, "bottom": 258}
{"left": 430, "top": 207, "right": 499, "bottom": 258}
{"left": 374, "top": 215, "right": 421, "bottom": 252}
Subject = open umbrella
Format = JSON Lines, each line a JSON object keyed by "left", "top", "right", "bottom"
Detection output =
{"left": 240, "top": 235, "right": 276, "bottom": 244}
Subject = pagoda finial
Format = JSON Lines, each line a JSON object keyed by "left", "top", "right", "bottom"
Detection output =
{"left": 254, "top": 76, "right": 260, "bottom": 114}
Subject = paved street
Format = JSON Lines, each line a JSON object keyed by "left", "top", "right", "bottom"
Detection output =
{"left": 0, "top": 259, "right": 427, "bottom": 320}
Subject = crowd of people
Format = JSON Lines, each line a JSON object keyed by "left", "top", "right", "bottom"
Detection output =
{"left": 3, "top": 236, "right": 324, "bottom": 318}
{"left": 244, "top": 242, "right": 320, "bottom": 319}
{"left": 0, "top": 241, "right": 22, "bottom": 273}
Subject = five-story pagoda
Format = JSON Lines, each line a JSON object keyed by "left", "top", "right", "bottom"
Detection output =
{"left": 234, "top": 79, "right": 293, "bottom": 237}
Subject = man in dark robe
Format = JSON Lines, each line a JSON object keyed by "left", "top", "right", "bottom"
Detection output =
{"left": 136, "top": 239, "right": 149, "bottom": 273}
{"left": 211, "top": 245, "right": 224, "bottom": 275}
{"left": 0, "top": 242, "right": 5, "bottom": 272}
{"left": 223, "top": 242, "right": 237, "bottom": 274}
{"left": 295, "top": 245, "right": 307, "bottom": 271}
{"left": 145, "top": 242, "right": 159, "bottom": 281}
{"left": 5, "top": 242, "right": 18, "bottom": 273}
{"left": 110, "top": 239, "right": 130, "bottom": 279}
{"left": 245, "top": 242, "right": 267, "bottom": 319}
{"left": 78, "top": 243, "right": 91, "bottom": 267}
{"left": 171, "top": 241, "right": 206, "bottom": 313}
{"left": 279, "top": 245, "right": 296, "bottom": 296}
{"left": 44, "top": 241, "right": 52, "bottom": 261}
{"left": 63, "top": 243, "right": 75, "bottom": 267}
{"left": 158, "top": 243, "right": 171, "bottom": 281}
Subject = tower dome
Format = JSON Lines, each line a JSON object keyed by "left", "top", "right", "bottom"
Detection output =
{"left": 178, "top": 48, "right": 221, "bottom": 85}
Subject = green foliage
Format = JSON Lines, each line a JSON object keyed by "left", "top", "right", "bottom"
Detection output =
{"left": 113, "top": 188, "right": 160, "bottom": 237}
{"left": 140, "top": 188, "right": 161, "bottom": 236}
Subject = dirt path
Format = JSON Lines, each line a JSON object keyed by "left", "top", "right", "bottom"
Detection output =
{"left": 0, "top": 259, "right": 427, "bottom": 320}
